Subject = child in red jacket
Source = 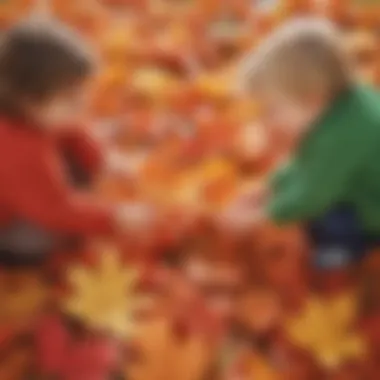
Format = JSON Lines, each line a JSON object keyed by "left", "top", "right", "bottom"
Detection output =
{"left": 0, "top": 19, "right": 152, "bottom": 265}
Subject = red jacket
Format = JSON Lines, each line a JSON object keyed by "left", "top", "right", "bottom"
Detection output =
{"left": 56, "top": 125, "right": 106, "bottom": 180}
{"left": 0, "top": 117, "right": 114, "bottom": 236}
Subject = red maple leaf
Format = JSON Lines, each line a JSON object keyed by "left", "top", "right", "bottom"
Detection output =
{"left": 35, "top": 314, "right": 119, "bottom": 380}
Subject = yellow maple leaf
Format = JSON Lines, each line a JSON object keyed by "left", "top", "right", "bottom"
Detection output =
{"left": 132, "top": 69, "right": 178, "bottom": 99}
{"left": 285, "top": 293, "right": 366, "bottom": 369}
{"left": 196, "top": 74, "right": 232, "bottom": 99}
{"left": 63, "top": 249, "right": 138, "bottom": 337}
{"left": 197, "top": 159, "right": 235, "bottom": 181}
{"left": 0, "top": 270, "right": 50, "bottom": 327}
{"left": 174, "top": 179, "right": 202, "bottom": 207}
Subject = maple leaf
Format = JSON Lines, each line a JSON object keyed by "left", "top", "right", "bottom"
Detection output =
{"left": 131, "top": 68, "right": 179, "bottom": 99}
{"left": 285, "top": 293, "right": 366, "bottom": 369}
{"left": 248, "top": 353, "right": 280, "bottom": 380}
{"left": 0, "top": 340, "right": 34, "bottom": 380}
{"left": 124, "top": 317, "right": 213, "bottom": 380}
{"left": 35, "top": 313, "right": 119, "bottom": 380}
{"left": 195, "top": 73, "right": 232, "bottom": 99}
{"left": 224, "top": 348, "right": 280, "bottom": 380}
{"left": 35, "top": 314, "right": 69, "bottom": 374}
{"left": 62, "top": 249, "right": 139, "bottom": 337}
{"left": 0, "top": 269, "right": 50, "bottom": 328}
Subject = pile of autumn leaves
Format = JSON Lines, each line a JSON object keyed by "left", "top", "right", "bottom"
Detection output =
{"left": 17, "top": 248, "right": 375, "bottom": 380}
{"left": 1, "top": 0, "right": 380, "bottom": 379}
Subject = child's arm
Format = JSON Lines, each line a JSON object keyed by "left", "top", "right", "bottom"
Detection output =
{"left": 216, "top": 180, "right": 268, "bottom": 232}
{"left": 7, "top": 149, "right": 114, "bottom": 235}
{"left": 216, "top": 111, "right": 377, "bottom": 230}
{"left": 0, "top": 139, "right": 153, "bottom": 236}
{"left": 56, "top": 127, "right": 105, "bottom": 178}
{"left": 57, "top": 127, "right": 147, "bottom": 179}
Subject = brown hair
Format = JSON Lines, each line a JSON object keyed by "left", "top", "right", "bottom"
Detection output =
{"left": 238, "top": 18, "right": 353, "bottom": 100}
{"left": 0, "top": 18, "right": 95, "bottom": 115}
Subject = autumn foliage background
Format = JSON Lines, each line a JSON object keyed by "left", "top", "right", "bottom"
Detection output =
{"left": 1, "top": 0, "right": 380, "bottom": 379}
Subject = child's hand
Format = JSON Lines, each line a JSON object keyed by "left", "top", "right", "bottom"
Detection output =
{"left": 215, "top": 182, "right": 267, "bottom": 233}
{"left": 92, "top": 120, "right": 123, "bottom": 143}
{"left": 106, "top": 150, "right": 147, "bottom": 178}
{"left": 115, "top": 202, "right": 157, "bottom": 235}
{"left": 217, "top": 202, "right": 263, "bottom": 234}
{"left": 237, "top": 180, "right": 267, "bottom": 205}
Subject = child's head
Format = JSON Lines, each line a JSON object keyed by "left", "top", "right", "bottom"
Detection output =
{"left": 238, "top": 18, "right": 352, "bottom": 137}
{"left": 0, "top": 19, "right": 95, "bottom": 129}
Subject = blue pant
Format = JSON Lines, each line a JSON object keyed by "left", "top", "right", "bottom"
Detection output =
{"left": 307, "top": 205, "right": 378, "bottom": 270}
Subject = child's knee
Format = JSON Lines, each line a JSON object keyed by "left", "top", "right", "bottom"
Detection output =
{"left": 0, "top": 222, "right": 57, "bottom": 266}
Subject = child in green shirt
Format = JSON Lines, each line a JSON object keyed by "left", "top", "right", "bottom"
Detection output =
{"left": 226, "top": 18, "right": 380, "bottom": 269}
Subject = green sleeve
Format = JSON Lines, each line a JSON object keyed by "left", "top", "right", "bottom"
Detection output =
{"left": 267, "top": 121, "right": 376, "bottom": 224}
{"left": 269, "top": 163, "right": 292, "bottom": 193}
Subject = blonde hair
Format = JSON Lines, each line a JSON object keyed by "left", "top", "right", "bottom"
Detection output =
{"left": 238, "top": 18, "right": 353, "bottom": 99}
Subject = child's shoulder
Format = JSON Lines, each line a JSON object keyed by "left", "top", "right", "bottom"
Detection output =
{"left": 355, "top": 86, "right": 380, "bottom": 146}
{"left": 353, "top": 85, "right": 380, "bottom": 122}
{"left": 300, "top": 85, "right": 380, "bottom": 156}
{"left": 327, "top": 84, "right": 380, "bottom": 138}
{"left": 0, "top": 116, "right": 51, "bottom": 152}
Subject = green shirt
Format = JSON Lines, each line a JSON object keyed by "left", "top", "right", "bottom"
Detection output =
{"left": 268, "top": 85, "right": 380, "bottom": 233}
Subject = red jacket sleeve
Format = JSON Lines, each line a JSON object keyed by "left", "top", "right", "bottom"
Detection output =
{"left": 0, "top": 134, "right": 115, "bottom": 236}
{"left": 56, "top": 127, "right": 105, "bottom": 177}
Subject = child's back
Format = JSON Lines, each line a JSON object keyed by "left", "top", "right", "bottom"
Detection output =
{"left": 0, "top": 116, "right": 106, "bottom": 265}
{"left": 269, "top": 84, "right": 380, "bottom": 234}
